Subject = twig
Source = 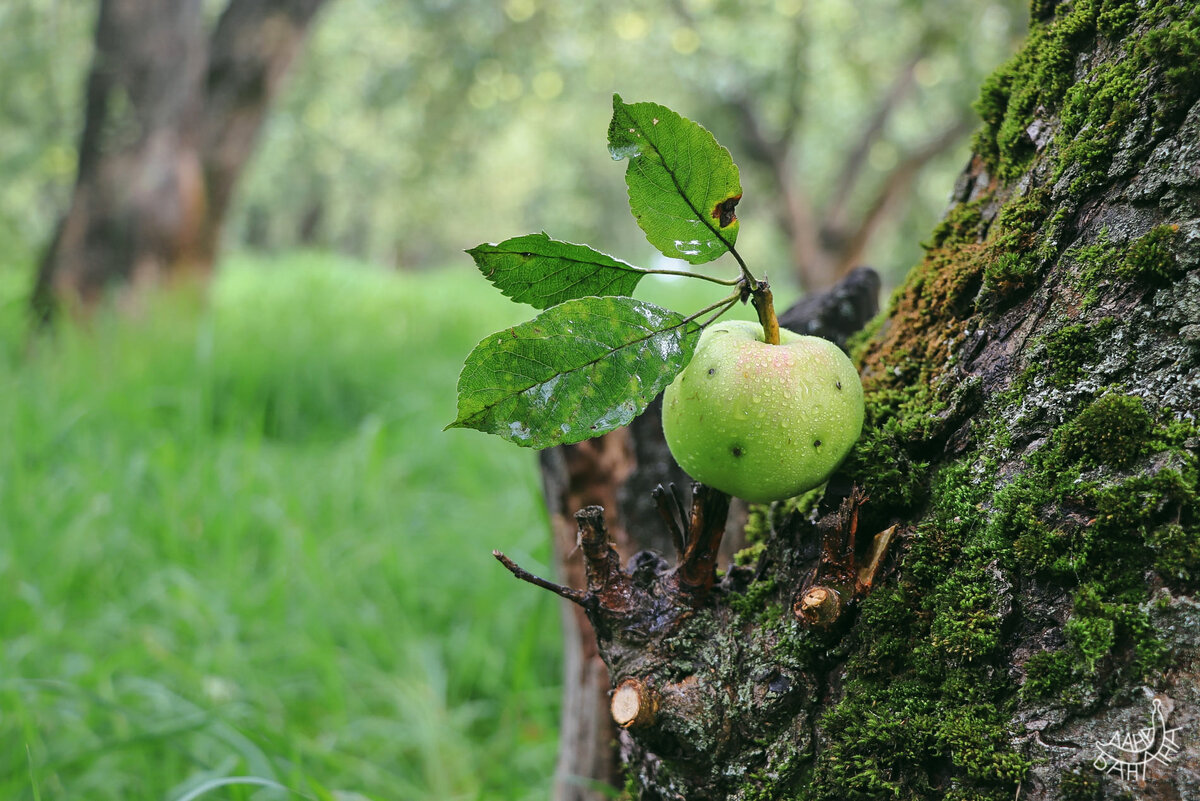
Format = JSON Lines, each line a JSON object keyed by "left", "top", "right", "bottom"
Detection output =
{"left": 676, "top": 483, "right": 732, "bottom": 598}
{"left": 493, "top": 551, "right": 586, "bottom": 606}
{"left": 653, "top": 483, "right": 687, "bottom": 556}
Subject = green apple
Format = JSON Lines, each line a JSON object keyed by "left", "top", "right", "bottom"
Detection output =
{"left": 662, "top": 320, "right": 864, "bottom": 503}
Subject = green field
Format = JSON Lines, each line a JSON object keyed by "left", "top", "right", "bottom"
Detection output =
{"left": 0, "top": 252, "right": 759, "bottom": 800}
{"left": 0, "top": 254, "right": 576, "bottom": 800}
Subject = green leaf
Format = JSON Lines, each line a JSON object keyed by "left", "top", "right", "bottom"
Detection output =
{"left": 448, "top": 296, "right": 702, "bottom": 448}
{"left": 608, "top": 94, "right": 742, "bottom": 265}
{"left": 467, "top": 233, "right": 647, "bottom": 309}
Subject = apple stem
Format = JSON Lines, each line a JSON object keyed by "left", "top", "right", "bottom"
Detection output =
{"left": 751, "top": 280, "right": 781, "bottom": 345}
{"left": 723, "top": 242, "right": 779, "bottom": 344}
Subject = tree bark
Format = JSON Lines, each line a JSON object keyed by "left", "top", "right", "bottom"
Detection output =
{"left": 522, "top": 2, "right": 1200, "bottom": 798}
{"left": 32, "top": 0, "right": 326, "bottom": 319}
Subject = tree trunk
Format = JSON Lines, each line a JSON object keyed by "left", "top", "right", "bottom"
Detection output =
{"left": 524, "top": 2, "right": 1200, "bottom": 798}
{"left": 32, "top": 0, "right": 326, "bottom": 319}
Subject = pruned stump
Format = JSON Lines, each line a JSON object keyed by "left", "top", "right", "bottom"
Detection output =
{"left": 496, "top": 482, "right": 897, "bottom": 796}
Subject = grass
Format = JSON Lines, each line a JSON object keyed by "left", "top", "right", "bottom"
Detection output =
{"left": 0, "top": 252, "right": 583, "bottom": 800}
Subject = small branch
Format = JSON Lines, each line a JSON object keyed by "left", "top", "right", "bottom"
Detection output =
{"left": 575, "top": 506, "right": 628, "bottom": 600}
{"left": 675, "top": 483, "right": 732, "bottom": 599}
{"left": 794, "top": 585, "right": 842, "bottom": 628}
{"left": 857, "top": 524, "right": 898, "bottom": 592}
{"left": 653, "top": 483, "right": 688, "bottom": 557}
{"left": 726, "top": 244, "right": 757, "bottom": 287}
{"left": 611, "top": 678, "right": 659, "bottom": 729}
{"left": 493, "top": 550, "right": 586, "bottom": 606}
{"left": 697, "top": 295, "right": 740, "bottom": 329}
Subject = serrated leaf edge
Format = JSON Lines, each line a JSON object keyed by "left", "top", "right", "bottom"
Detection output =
{"left": 607, "top": 94, "right": 741, "bottom": 261}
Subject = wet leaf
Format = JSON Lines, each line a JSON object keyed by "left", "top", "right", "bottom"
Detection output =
{"left": 608, "top": 94, "right": 742, "bottom": 265}
{"left": 447, "top": 296, "right": 702, "bottom": 448}
{"left": 467, "top": 233, "right": 647, "bottom": 309}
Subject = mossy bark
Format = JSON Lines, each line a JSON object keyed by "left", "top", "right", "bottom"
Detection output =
{"left": 529, "top": 2, "right": 1200, "bottom": 799}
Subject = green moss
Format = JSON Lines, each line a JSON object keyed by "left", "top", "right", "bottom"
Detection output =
{"left": 804, "top": 463, "right": 1030, "bottom": 801}
{"left": 733, "top": 541, "right": 767, "bottom": 566}
{"left": 1059, "top": 392, "right": 1154, "bottom": 467}
{"left": 980, "top": 253, "right": 1038, "bottom": 305}
{"left": 1056, "top": 54, "right": 1144, "bottom": 192}
{"left": 1021, "top": 650, "right": 1076, "bottom": 700}
{"left": 743, "top": 485, "right": 826, "bottom": 551}
{"left": 797, "top": 5, "right": 1199, "bottom": 797}
{"left": 1066, "top": 224, "right": 1178, "bottom": 312}
{"left": 973, "top": 0, "right": 1104, "bottom": 178}
{"left": 1065, "top": 598, "right": 1117, "bottom": 671}
{"left": 729, "top": 576, "right": 778, "bottom": 620}
{"left": 1011, "top": 506, "right": 1084, "bottom": 576}
{"left": 1067, "top": 229, "right": 1119, "bottom": 309}
{"left": 977, "top": 188, "right": 1059, "bottom": 309}
{"left": 1060, "top": 768, "right": 1102, "bottom": 801}
{"left": 1145, "top": 15, "right": 1200, "bottom": 126}
{"left": 811, "top": 382, "right": 1193, "bottom": 796}
{"left": 1016, "top": 318, "right": 1118, "bottom": 389}
{"left": 1147, "top": 523, "right": 1200, "bottom": 582}
{"left": 989, "top": 396, "right": 1194, "bottom": 705}
{"left": 817, "top": 378, "right": 1194, "bottom": 796}
{"left": 925, "top": 197, "right": 988, "bottom": 250}
{"left": 842, "top": 421, "right": 931, "bottom": 514}
{"left": 1120, "top": 224, "right": 1179, "bottom": 283}
{"left": 744, "top": 502, "right": 771, "bottom": 547}
{"left": 1057, "top": 5, "right": 1200, "bottom": 190}
{"left": 1029, "top": 0, "right": 1059, "bottom": 23}
{"left": 974, "top": 0, "right": 1198, "bottom": 183}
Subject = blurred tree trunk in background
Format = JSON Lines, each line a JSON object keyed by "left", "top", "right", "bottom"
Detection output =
{"left": 32, "top": 0, "right": 326, "bottom": 319}
{"left": 536, "top": 1, "right": 1200, "bottom": 798}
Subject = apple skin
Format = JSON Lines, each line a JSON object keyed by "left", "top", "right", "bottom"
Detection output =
{"left": 662, "top": 320, "right": 864, "bottom": 503}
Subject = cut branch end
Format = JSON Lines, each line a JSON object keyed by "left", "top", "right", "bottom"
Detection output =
{"left": 611, "top": 678, "right": 658, "bottom": 729}
{"left": 794, "top": 585, "right": 842, "bottom": 628}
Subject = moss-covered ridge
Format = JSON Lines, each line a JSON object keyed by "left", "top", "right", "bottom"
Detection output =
{"left": 975, "top": 0, "right": 1200, "bottom": 186}
{"left": 790, "top": 2, "right": 1200, "bottom": 799}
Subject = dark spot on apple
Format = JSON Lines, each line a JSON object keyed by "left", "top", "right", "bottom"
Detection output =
{"left": 711, "top": 194, "right": 742, "bottom": 228}
{"left": 731, "top": 445, "right": 744, "bottom": 458}
{"left": 836, "top": 381, "right": 842, "bottom": 390}
{"left": 707, "top": 367, "right": 716, "bottom": 376}
{"left": 814, "top": 439, "right": 822, "bottom": 448}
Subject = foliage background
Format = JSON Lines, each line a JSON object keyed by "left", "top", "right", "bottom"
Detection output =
{"left": 1, "top": 0, "right": 1025, "bottom": 288}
